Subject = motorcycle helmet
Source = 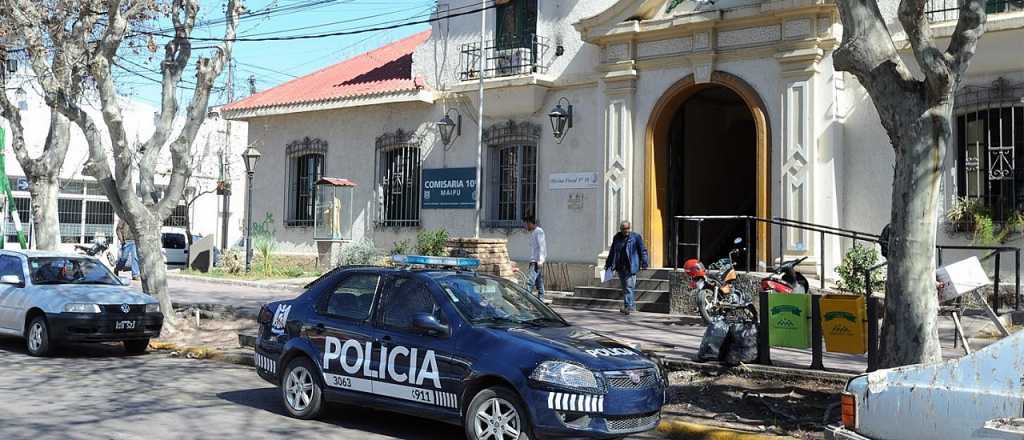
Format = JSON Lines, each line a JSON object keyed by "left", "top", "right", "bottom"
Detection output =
{"left": 683, "top": 258, "right": 705, "bottom": 278}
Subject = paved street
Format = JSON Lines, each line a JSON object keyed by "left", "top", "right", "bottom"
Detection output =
{"left": 0, "top": 337, "right": 471, "bottom": 440}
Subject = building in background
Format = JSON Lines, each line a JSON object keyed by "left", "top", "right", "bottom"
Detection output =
{"left": 0, "top": 66, "right": 249, "bottom": 253}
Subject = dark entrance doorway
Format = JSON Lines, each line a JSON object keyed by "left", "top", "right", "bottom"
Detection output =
{"left": 665, "top": 86, "right": 757, "bottom": 268}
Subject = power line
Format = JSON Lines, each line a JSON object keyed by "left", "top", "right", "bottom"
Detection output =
{"left": 132, "top": 2, "right": 497, "bottom": 43}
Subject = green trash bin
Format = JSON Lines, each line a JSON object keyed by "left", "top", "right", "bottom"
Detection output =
{"left": 768, "top": 293, "right": 812, "bottom": 349}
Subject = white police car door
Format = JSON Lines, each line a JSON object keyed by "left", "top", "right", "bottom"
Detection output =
{"left": 372, "top": 276, "right": 465, "bottom": 414}
{"left": 313, "top": 272, "right": 383, "bottom": 395}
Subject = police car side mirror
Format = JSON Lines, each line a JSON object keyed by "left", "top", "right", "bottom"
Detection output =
{"left": 413, "top": 313, "right": 449, "bottom": 337}
{"left": 0, "top": 274, "right": 23, "bottom": 287}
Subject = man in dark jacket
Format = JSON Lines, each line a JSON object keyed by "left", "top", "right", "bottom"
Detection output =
{"left": 604, "top": 220, "right": 650, "bottom": 315}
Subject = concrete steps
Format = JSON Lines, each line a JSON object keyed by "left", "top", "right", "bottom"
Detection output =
{"left": 563, "top": 268, "right": 677, "bottom": 314}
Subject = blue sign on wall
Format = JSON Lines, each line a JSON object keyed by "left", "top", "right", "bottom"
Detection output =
{"left": 422, "top": 167, "right": 477, "bottom": 209}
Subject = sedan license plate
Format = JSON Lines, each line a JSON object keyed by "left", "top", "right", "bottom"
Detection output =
{"left": 114, "top": 320, "right": 138, "bottom": 331}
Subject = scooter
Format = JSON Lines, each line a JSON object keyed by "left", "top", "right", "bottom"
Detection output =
{"left": 760, "top": 256, "right": 811, "bottom": 294}
{"left": 684, "top": 237, "right": 757, "bottom": 325}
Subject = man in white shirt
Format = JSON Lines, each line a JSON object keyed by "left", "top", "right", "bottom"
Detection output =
{"left": 526, "top": 216, "right": 546, "bottom": 300}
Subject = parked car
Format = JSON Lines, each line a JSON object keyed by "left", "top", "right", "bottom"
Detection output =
{"left": 254, "top": 255, "right": 667, "bottom": 440}
{"left": 827, "top": 330, "right": 1024, "bottom": 439}
{"left": 0, "top": 250, "right": 163, "bottom": 356}
{"left": 161, "top": 227, "right": 194, "bottom": 266}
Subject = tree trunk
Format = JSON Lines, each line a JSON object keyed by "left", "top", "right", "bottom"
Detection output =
{"left": 27, "top": 176, "right": 61, "bottom": 250}
{"left": 134, "top": 217, "right": 176, "bottom": 330}
{"left": 879, "top": 104, "right": 951, "bottom": 367}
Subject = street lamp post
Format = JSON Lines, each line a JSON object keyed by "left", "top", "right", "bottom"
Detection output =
{"left": 241, "top": 147, "right": 261, "bottom": 273}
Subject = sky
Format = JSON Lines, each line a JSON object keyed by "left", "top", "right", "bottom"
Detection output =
{"left": 118, "top": 0, "right": 436, "bottom": 108}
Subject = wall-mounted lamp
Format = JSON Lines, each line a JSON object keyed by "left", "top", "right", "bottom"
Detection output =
{"left": 437, "top": 108, "right": 462, "bottom": 148}
{"left": 548, "top": 97, "right": 573, "bottom": 143}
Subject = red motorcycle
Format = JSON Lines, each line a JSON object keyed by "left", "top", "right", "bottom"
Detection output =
{"left": 760, "top": 256, "right": 810, "bottom": 294}
{"left": 684, "top": 238, "right": 756, "bottom": 325}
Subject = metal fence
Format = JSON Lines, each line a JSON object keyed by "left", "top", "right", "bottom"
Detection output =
{"left": 459, "top": 34, "right": 550, "bottom": 81}
{"left": 926, "top": 0, "right": 1021, "bottom": 21}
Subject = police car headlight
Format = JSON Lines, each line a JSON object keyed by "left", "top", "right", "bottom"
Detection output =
{"left": 64, "top": 303, "right": 101, "bottom": 313}
{"left": 145, "top": 303, "right": 160, "bottom": 314}
{"left": 530, "top": 361, "right": 604, "bottom": 394}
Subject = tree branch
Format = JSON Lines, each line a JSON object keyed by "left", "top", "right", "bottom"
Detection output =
{"left": 946, "top": 0, "right": 987, "bottom": 80}
{"left": 898, "top": 0, "right": 953, "bottom": 97}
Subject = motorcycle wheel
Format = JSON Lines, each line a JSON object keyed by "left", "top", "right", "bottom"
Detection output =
{"left": 697, "top": 289, "right": 717, "bottom": 325}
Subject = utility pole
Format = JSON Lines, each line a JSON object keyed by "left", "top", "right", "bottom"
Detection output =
{"left": 220, "top": 58, "right": 234, "bottom": 251}
{"left": 474, "top": 0, "right": 485, "bottom": 238}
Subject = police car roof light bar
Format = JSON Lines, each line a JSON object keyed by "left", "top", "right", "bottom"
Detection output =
{"left": 391, "top": 255, "right": 480, "bottom": 269}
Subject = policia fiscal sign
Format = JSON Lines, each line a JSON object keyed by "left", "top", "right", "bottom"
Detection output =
{"left": 320, "top": 336, "right": 459, "bottom": 409}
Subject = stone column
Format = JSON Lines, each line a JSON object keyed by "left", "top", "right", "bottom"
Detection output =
{"left": 597, "top": 41, "right": 638, "bottom": 275}
{"left": 777, "top": 48, "right": 822, "bottom": 259}
{"left": 446, "top": 238, "right": 516, "bottom": 278}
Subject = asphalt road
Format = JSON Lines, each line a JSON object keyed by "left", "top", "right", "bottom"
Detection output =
{"left": 0, "top": 337, "right": 464, "bottom": 440}
{"left": 0, "top": 336, "right": 663, "bottom": 440}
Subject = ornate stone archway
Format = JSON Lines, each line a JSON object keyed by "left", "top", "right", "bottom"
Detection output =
{"left": 643, "top": 71, "right": 772, "bottom": 267}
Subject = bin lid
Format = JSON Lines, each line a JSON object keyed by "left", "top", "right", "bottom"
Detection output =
{"left": 317, "top": 177, "right": 357, "bottom": 187}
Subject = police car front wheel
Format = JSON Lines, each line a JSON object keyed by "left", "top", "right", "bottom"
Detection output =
{"left": 281, "top": 357, "right": 324, "bottom": 419}
{"left": 465, "top": 386, "right": 532, "bottom": 440}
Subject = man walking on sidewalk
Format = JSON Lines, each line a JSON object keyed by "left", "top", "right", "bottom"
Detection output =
{"left": 526, "top": 216, "right": 546, "bottom": 300}
{"left": 115, "top": 218, "right": 140, "bottom": 280}
{"left": 604, "top": 220, "right": 649, "bottom": 315}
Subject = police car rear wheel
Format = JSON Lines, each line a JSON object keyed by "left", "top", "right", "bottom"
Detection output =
{"left": 465, "top": 387, "right": 532, "bottom": 440}
{"left": 282, "top": 357, "right": 324, "bottom": 419}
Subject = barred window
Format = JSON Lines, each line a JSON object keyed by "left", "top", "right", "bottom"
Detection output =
{"left": 285, "top": 137, "right": 328, "bottom": 227}
{"left": 953, "top": 79, "right": 1024, "bottom": 222}
{"left": 84, "top": 200, "right": 114, "bottom": 244}
{"left": 5, "top": 197, "right": 30, "bottom": 243}
{"left": 375, "top": 129, "right": 421, "bottom": 227}
{"left": 163, "top": 204, "right": 189, "bottom": 227}
{"left": 59, "top": 199, "right": 83, "bottom": 244}
{"left": 484, "top": 121, "right": 540, "bottom": 228}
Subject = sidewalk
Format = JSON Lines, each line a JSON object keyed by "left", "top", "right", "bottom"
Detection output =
{"left": 165, "top": 276, "right": 978, "bottom": 375}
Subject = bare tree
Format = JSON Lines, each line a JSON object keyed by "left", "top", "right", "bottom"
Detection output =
{"left": 4, "top": 0, "right": 242, "bottom": 328}
{"left": 833, "top": 0, "right": 987, "bottom": 366}
{"left": 0, "top": 7, "right": 96, "bottom": 249}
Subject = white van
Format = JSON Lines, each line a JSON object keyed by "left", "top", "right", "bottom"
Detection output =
{"left": 161, "top": 227, "right": 191, "bottom": 266}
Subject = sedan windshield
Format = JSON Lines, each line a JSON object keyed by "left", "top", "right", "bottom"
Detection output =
{"left": 437, "top": 274, "right": 565, "bottom": 327}
{"left": 29, "top": 257, "right": 120, "bottom": 285}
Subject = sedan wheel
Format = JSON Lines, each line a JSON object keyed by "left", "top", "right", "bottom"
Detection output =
{"left": 466, "top": 386, "right": 531, "bottom": 440}
{"left": 26, "top": 316, "right": 52, "bottom": 357}
{"left": 281, "top": 357, "right": 323, "bottom": 419}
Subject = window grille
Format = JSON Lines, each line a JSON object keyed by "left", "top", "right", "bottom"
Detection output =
{"left": 163, "top": 204, "right": 189, "bottom": 227}
{"left": 285, "top": 137, "right": 328, "bottom": 227}
{"left": 483, "top": 121, "right": 540, "bottom": 229}
{"left": 926, "top": 0, "right": 1020, "bottom": 22}
{"left": 954, "top": 78, "right": 1024, "bottom": 222}
{"left": 375, "top": 129, "right": 421, "bottom": 227}
{"left": 5, "top": 197, "right": 30, "bottom": 243}
{"left": 58, "top": 198, "right": 83, "bottom": 243}
{"left": 84, "top": 200, "right": 114, "bottom": 243}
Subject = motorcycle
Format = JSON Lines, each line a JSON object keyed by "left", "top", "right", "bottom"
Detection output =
{"left": 684, "top": 237, "right": 757, "bottom": 325}
{"left": 760, "top": 256, "right": 810, "bottom": 294}
{"left": 75, "top": 238, "right": 115, "bottom": 269}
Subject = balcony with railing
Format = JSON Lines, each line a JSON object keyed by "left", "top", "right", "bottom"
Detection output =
{"left": 459, "top": 34, "right": 550, "bottom": 82}
{"left": 926, "top": 0, "right": 1023, "bottom": 22}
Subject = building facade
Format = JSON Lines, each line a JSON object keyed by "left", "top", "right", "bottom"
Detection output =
{"left": 224, "top": 0, "right": 1024, "bottom": 278}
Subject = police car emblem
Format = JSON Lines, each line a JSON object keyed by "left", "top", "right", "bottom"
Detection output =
{"left": 627, "top": 370, "right": 642, "bottom": 384}
{"left": 121, "top": 303, "right": 131, "bottom": 314}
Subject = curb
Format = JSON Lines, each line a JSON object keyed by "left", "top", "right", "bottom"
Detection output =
{"left": 657, "top": 419, "right": 788, "bottom": 439}
{"left": 655, "top": 354, "right": 854, "bottom": 384}
{"left": 167, "top": 273, "right": 310, "bottom": 291}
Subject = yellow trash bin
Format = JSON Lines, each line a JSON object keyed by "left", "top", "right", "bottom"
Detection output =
{"left": 820, "top": 294, "right": 867, "bottom": 354}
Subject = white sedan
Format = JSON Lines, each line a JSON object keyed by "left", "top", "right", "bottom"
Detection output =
{"left": 0, "top": 250, "right": 163, "bottom": 356}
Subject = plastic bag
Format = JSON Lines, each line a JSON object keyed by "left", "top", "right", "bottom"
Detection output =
{"left": 722, "top": 322, "right": 759, "bottom": 366}
{"left": 696, "top": 319, "right": 730, "bottom": 362}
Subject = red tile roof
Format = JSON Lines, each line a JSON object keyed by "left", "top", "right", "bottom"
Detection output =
{"left": 223, "top": 30, "right": 431, "bottom": 113}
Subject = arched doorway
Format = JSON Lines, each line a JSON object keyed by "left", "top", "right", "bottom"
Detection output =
{"left": 644, "top": 72, "right": 771, "bottom": 268}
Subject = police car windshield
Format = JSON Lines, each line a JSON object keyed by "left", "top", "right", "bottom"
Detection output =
{"left": 29, "top": 257, "right": 120, "bottom": 285}
{"left": 438, "top": 275, "right": 564, "bottom": 327}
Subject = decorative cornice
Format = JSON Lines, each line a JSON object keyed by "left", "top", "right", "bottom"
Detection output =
{"left": 222, "top": 89, "right": 434, "bottom": 120}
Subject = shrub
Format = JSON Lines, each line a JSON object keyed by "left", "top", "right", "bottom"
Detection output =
{"left": 835, "top": 242, "right": 886, "bottom": 294}
{"left": 390, "top": 239, "right": 413, "bottom": 256}
{"left": 946, "top": 196, "right": 987, "bottom": 232}
{"left": 972, "top": 212, "right": 1009, "bottom": 246}
{"left": 220, "top": 249, "right": 243, "bottom": 274}
{"left": 416, "top": 228, "right": 449, "bottom": 256}
{"left": 251, "top": 213, "right": 277, "bottom": 277}
{"left": 341, "top": 238, "right": 379, "bottom": 266}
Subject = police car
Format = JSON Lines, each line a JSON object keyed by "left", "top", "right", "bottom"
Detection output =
{"left": 254, "top": 255, "right": 666, "bottom": 439}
